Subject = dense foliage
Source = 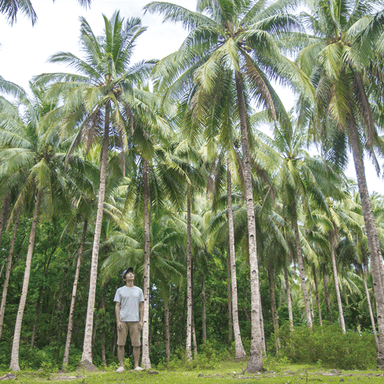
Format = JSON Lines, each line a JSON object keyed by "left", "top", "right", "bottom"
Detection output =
{"left": 1, "top": 0, "right": 384, "bottom": 374}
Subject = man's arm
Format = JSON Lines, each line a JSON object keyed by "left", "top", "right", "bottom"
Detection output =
{"left": 115, "top": 302, "right": 122, "bottom": 329}
{"left": 139, "top": 301, "right": 144, "bottom": 330}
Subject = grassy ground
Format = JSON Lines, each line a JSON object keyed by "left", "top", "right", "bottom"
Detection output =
{"left": 2, "top": 360, "right": 384, "bottom": 383}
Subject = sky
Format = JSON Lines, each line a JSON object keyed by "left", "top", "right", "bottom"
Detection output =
{"left": 0, "top": 0, "right": 383, "bottom": 194}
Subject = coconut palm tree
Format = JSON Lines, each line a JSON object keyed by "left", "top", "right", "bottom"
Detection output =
{"left": 0, "top": 0, "right": 91, "bottom": 25}
{"left": 0, "top": 84, "right": 70, "bottom": 371}
{"left": 253, "top": 113, "right": 343, "bottom": 329}
{"left": 145, "top": 0, "right": 313, "bottom": 370}
{"left": 35, "top": 12, "right": 155, "bottom": 367}
{"left": 298, "top": 0, "right": 384, "bottom": 363}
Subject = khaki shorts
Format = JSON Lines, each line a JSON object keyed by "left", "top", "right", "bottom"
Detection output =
{"left": 117, "top": 322, "right": 141, "bottom": 347}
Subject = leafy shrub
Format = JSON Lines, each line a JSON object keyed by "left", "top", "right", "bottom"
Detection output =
{"left": 274, "top": 323, "right": 376, "bottom": 370}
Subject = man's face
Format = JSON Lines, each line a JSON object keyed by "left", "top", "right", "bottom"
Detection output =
{"left": 125, "top": 271, "right": 134, "bottom": 281}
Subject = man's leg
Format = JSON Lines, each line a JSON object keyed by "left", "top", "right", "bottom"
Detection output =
{"left": 116, "top": 322, "right": 128, "bottom": 372}
{"left": 133, "top": 346, "right": 140, "bottom": 368}
{"left": 129, "top": 322, "right": 143, "bottom": 369}
{"left": 117, "top": 346, "right": 125, "bottom": 368}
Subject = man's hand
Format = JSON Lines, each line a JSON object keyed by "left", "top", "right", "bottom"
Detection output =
{"left": 117, "top": 321, "right": 123, "bottom": 330}
{"left": 138, "top": 320, "right": 143, "bottom": 331}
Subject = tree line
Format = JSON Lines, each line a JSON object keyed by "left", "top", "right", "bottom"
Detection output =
{"left": 0, "top": 0, "right": 384, "bottom": 373}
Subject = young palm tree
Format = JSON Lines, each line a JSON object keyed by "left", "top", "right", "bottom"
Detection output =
{"left": 253, "top": 114, "right": 342, "bottom": 329}
{"left": 298, "top": 0, "right": 384, "bottom": 364}
{"left": 35, "top": 12, "right": 154, "bottom": 368}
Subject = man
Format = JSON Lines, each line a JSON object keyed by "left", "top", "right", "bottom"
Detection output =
{"left": 114, "top": 266, "right": 144, "bottom": 372}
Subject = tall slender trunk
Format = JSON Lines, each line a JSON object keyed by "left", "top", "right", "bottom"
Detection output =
{"left": 30, "top": 288, "right": 43, "bottom": 348}
{"left": 192, "top": 313, "right": 198, "bottom": 356}
{"left": 142, "top": 159, "right": 151, "bottom": 369}
{"left": 308, "top": 282, "right": 314, "bottom": 324}
{"left": 81, "top": 102, "right": 110, "bottom": 367}
{"left": 292, "top": 201, "right": 312, "bottom": 328}
{"left": 322, "top": 264, "right": 333, "bottom": 322}
{"left": 186, "top": 184, "right": 193, "bottom": 361}
{"left": 349, "top": 119, "right": 384, "bottom": 365}
{"left": 164, "top": 297, "right": 170, "bottom": 363}
{"left": 0, "top": 194, "right": 10, "bottom": 248}
{"left": 63, "top": 220, "right": 88, "bottom": 368}
{"left": 10, "top": 188, "right": 42, "bottom": 371}
{"left": 312, "top": 266, "right": 322, "bottom": 326}
{"left": 202, "top": 274, "right": 207, "bottom": 343}
{"left": 235, "top": 71, "right": 263, "bottom": 372}
{"left": 226, "top": 249, "right": 233, "bottom": 343}
{"left": 268, "top": 266, "right": 279, "bottom": 352}
{"left": 227, "top": 161, "right": 246, "bottom": 358}
{"left": 284, "top": 265, "right": 294, "bottom": 332}
{"left": 361, "top": 262, "right": 379, "bottom": 349}
{"left": 0, "top": 202, "right": 22, "bottom": 339}
{"left": 329, "top": 229, "right": 346, "bottom": 333}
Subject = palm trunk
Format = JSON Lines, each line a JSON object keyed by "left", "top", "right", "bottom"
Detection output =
{"left": 349, "top": 119, "right": 384, "bottom": 365}
{"left": 0, "top": 194, "right": 10, "bottom": 248}
{"left": 322, "top": 264, "right": 333, "bottom": 322}
{"left": 192, "top": 314, "right": 198, "bottom": 356}
{"left": 164, "top": 297, "right": 170, "bottom": 363}
{"left": 284, "top": 265, "right": 294, "bottom": 332}
{"left": 235, "top": 71, "right": 263, "bottom": 372}
{"left": 226, "top": 248, "right": 233, "bottom": 343}
{"left": 329, "top": 229, "right": 346, "bottom": 333}
{"left": 202, "top": 274, "right": 207, "bottom": 343}
{"left": 30, "top": 288, "right": 43, "bottom": 348}
{"left": 268, "top": 266, "right": 279, "bottom": 352}
{"left": 0, "top": 202, "right": 22, "bottom": 339}
{"left": 361, "top": 263, "right": 379, "bottom": 349}
{"left": 63, "top": 220, "right": 88, "bottom": 369}
{"left": 186, "top": 184, "right": 193, "bottom": 360}
{"left": 312, "top": 266, "right": 322, "bottom": 326}
{"left": 142, "top": 159, "right": 151, "bottom": 369}
{"left": 308, "top": 282, "right": 314, "bottom": 324}
{"left": 81, "top": 102, "right": 110, "bottom": 367}
{"left": 10, "top": 188, "right": 42, "bottom": 371}
{"left": 292, "top": 201, "right": 312, "bottom": 328}
{"left": 227, "top": 161, "right": 246, "bottom": 358}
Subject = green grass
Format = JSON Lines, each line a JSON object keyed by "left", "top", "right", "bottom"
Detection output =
{"left": 2, "top": 359, "right": 384, "bottom": 383}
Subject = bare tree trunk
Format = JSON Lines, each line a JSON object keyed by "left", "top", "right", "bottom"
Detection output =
{"left": 81, "top": 102, "right": 110, "bottom": 368}
{"left": 268, "top": 266, "right": 279, "bottom": 352}
{"left": 10, "top": 188, "right": 42, "bottom": 371}
{"left": 142, "top": 159, "right": 151, "bottom": 369}
{"left": 63, "top": 220, "right": 88, "bottom": 369}
{"left": 0, "top": 202, "right": 22, "bottom": 339}
{"left": 362, "top": 262, "right": 379, "bottom": 349}
{"left": 227, "top": 162, "right": 246, "bottom": 358}
{"left": 284, "top": 265, "right": 294, "bottom": 332}
{"left": 292, "top": 201, "right": 312, "bottom": 328}
{"left": 322, "top": 264, "right": 333, "bottom": 322}
{"left": 349, "top": 118, "right": 384, "bottom": 365}
{"left": 0, "top": 194, "right": 10, "bottom": 248}
{"left": 313, "top": 266, "right": 322, "bottom": 326}
{"left": 164, "top": 298, "right": 170, "bottom": 363}
{"left": 202, "top": 274, "right": 207, "bottom": 343}
{"left": 30, "top": 288, "right": 43, "bottom": 348}
{"left": 186, "top": 184, "right": 193, "bottom": 361}
{"left": 235, "top": 71, "right": 263, "bottom": 372}
{"left": 329, "top": 229, "right": 346, "bottom": 333}
{"left": 192, "top": 313, "right": 198, "bottom": 356}
{"left": 308, "top": 281, "right": 314, "bottom": 323}
{"left": 226, "top": 249, "right": 233, "bottom": 343}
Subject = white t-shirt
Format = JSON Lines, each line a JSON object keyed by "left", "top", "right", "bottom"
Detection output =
{"left": 114, "top": 286, "right": 144, "bottom": 322}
